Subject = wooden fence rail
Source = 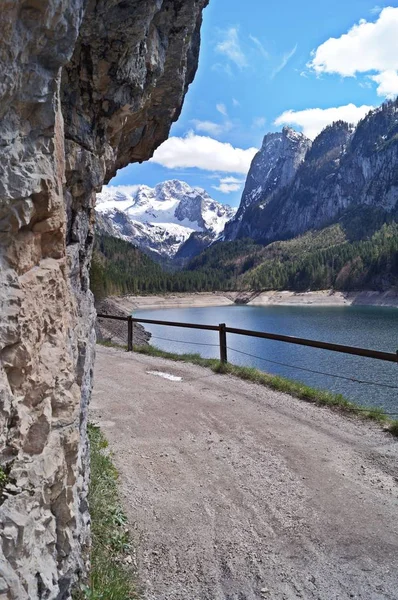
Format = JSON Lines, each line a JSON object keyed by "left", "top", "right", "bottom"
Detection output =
{"left": 97, "top": 313, "right": 398, "bottom": 365}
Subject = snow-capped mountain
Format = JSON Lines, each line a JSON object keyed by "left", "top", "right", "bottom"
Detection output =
{"left": 95, "top": 180, "right": 236, "bottom": 260}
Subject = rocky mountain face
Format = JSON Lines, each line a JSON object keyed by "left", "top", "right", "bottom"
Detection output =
{"left": 230, "top": 102, "right": 398, "bottom": 243}
{"left": 96, "top": 180, "right": 235, "bottom": 259}
{"left": 0, "top": 1, "right": 207, "bottom": 598}
{"left": 224, "top": 127, "right": 311, "bottom": 239}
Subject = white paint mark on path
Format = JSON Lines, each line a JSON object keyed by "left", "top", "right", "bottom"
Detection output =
{"left": 146, "top": 371, "right": 183, "bottom": 382}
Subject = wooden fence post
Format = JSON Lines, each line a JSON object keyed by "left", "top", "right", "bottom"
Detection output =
{"left": 219, "top": 323, "right": 227, "bottom": 364}
{"left": 127, "top": 316, "right": 133, "bottom": 352}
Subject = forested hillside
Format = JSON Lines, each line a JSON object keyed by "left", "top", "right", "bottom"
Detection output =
{"left": 91, "top": 234, "right": 228, "bottom": 298}
{"left": 90, "top": 235, "right": 163, "bottom": 299}
{"left": 242, "top": 223, "right": 398, "bottom": 291}
{"left": 91, "top": 222, "right": 398, "bottom": 299}
{"left": 187, "top": 222, "right": 398, "bottom": 292}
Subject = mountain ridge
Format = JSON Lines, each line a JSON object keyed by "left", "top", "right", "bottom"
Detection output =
{"left": 227, "top": 100, "right": 398, "bottom": 244}
{"left": 96, "top": 179, "right": 236, "bottom": 261}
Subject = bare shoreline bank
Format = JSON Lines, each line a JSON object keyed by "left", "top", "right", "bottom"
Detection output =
{"left": 108, "top": 289, "right": 398, "bottom": 311}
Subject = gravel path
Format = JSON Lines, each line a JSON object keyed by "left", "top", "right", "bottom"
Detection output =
{"left": 92, "top": 346, "right": 398, "bottom": 600}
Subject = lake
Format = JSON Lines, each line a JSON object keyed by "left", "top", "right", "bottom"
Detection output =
{"left": 134, "top": 304, "right": 398, "bottom": 415}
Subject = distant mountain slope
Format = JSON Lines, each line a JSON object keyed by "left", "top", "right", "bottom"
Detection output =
{"left": 228, "top": 100, "right": 398, "bottom": 244}
{"left": 96, "top": 180, "right": 235, "bottom": 260}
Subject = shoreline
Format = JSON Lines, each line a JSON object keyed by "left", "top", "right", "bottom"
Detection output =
{"left": 108, "top": 289, "right": 398, "bottom": 311}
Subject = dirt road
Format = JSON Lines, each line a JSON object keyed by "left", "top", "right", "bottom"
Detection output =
{"left": 92, "top": 346, "right": 398, "bottom": 600}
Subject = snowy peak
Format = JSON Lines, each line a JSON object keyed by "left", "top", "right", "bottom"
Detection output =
{"left": 153, "top": 179, "right": 194, "bottom": 201}
{"left": 174, "top": 189, "right": 235, "bottom": 234}
{"left": 96, "top": 180, "right": 236, "bottom": 259}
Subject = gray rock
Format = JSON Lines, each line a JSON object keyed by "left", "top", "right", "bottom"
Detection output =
{"left": 0, "top": 0, "right": 208, "bottom": 598}
{"left": 231, "top": 105, "right": 398, "bottom": 243}
{"left": 224, "top": 127, "right": 311, "bottom": 239}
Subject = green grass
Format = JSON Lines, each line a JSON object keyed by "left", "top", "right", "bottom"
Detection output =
{"left": 0, "top": 467, "right": 7, "bottom": 490}
{"left": 0, "top": 466, "right": 8, "bottom": 504}
{"left": 389, "top": 420, "right": 398, "bottom": 436}
{"left": 73, "top": 424, "right": 139, "bottom": 600}
{"left": 97, "top": 339, "right": 128, "bottom": 350}
{"left": 97, "top": 339, "right": 398, "bottom": 435}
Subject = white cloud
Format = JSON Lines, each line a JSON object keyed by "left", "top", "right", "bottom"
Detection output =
{"left": 309, "top": 7, "right": 398, "bottom": 76}
{"left": 151, "top": 132, "right": 257, "bottom": 174}
{"left": 192, "top": 119, "right": 233, "bottom": 137}
{"left": 274, "top": 103, "right": 373, "bottom": 140}
{"left": 232, "top": 98, "right": 240, "bottom": 107}
{"left": 370, "top": 5, "right": 383, "bottom": 15}
{"left": 253, "top": 116, "right": 267, "bottom": 129}
{"left": 215, "top": 27, "right": 248, "bottom": 69}
{"left": 192, "top": 120, "right": 224, "bottom": 136}
{"left": 216, "top": 103, "right": 228, "bottom": 116}
{"left": 249, "top": 34, "right": 269, "bottom": 60}
{"left": 370, "top": 69, "right": 398, "bottom": 97}
{"left": 213, "top": 176, "right": 245, "bottom": 194}
{"left": 308, "top": 7, "right": 398, "bottom": 98}
{"left": 272, "top": 44, "right": 297, "bottom": 78}
{"left": 219, "top": 176, "right": 243, "bottom": 183}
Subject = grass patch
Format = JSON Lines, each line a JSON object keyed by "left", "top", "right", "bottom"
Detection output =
{"left": 0, "top": 467, "right": 7, "bottom": 491}
{"left": 389, "top": 420, "right": 398, "bottom": 436}
{"left": 134, "top": 342, "right": 222, "bottom": 369}
{"left": 130, "top": 344, "right": 397, "bottom": 435}
{"left": 97, "top": 339, "right": 128, "bottom": 351}
{"left": 73, "top": 424, "right": 139, "bottom": 600}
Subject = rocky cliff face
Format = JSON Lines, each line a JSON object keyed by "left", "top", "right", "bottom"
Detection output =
{"left": 232, "top": 103, "right": 398, "bottom": 243}
{"left": 224, "top": 127, "right": 311, "bottom": 239}
{"left": 0, "top": 1, "right": 207, "bottom": 598}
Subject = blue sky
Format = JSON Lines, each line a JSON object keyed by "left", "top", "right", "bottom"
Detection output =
{"left": 110, "top": 1, "right": 398, "bottom": 207}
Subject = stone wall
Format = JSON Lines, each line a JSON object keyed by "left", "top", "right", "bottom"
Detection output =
{"left": 0, "top": 1, "right": 208, "bottom": 598}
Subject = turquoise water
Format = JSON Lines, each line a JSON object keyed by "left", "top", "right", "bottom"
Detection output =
{"left": 134, "top": 304, "right": 398, "bottom": 414}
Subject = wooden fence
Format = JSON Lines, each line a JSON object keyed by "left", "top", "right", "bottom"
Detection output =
{"left": 97, "top": 314, "right": 398, "bottom": 365}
